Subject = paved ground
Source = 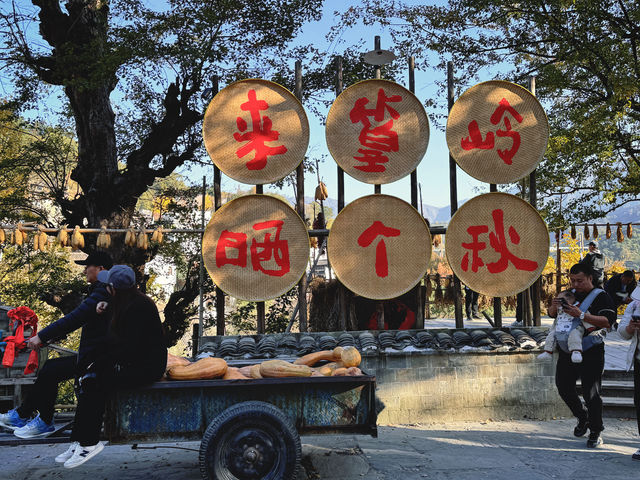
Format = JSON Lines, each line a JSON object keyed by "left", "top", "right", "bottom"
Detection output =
{"left": 2, "top": 419, "right": 639, "bottom": 479}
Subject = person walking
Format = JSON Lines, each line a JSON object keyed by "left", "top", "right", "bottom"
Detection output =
{"left": 0, "top": 252, "right": 112, "bottom": 437}
{"left": 616, "top": 285, "right": 640, "bottom": 460}
{"left": 579, "top": 241, "right": 605, "bottom": 288}
{"left": 464, "top": 286, "right": 480, "bottom": 321}
{"left": 547, "top": 263, "right": 616, "bottom": 448}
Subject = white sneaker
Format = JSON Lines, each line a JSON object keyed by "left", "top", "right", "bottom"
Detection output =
{"left": 55, "top": 442, "right": 79, "bottom": 463}
{"left": 537, "top": 351, "right": 552, "bottom": 361}
{"left": 63, "top": 442, "right": 104, "bottom": 469}
{"left": 571, "top": 351, "right": 583, "bottom": 363}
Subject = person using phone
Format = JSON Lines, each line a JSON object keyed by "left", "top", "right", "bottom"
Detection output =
{"left": 616, "top": 285, "right": 640, "bottom": 461}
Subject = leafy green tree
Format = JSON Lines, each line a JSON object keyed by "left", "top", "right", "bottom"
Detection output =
{"left": 339, "top": 0, "right": 640, "bottom": 226}
{"left": 0, "top": 0, "right": 323, "bottom": 251}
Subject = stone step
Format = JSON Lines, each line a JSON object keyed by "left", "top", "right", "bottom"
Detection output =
{"left": 601, "top": 396, "right": 636, "bottom": 418}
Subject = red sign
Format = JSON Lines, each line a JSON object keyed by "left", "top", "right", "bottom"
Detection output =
{"left": 326, "top": 80, "right": 430, "bottom": 185}
{"left": 461, "top": 98, "right": 523, "bottom": 165}
{"left": 234, "top": 89, "right": 288, "bottom": 171}
{"left": 349, "top": 88, "right": 402, "bottom": 173}
{"left": 461, "top": 209, "right": 538, "bottom": 274}
{"left": 203, "top": 79, "right": 309, "bottom": 185}
{"left": 357, "top": 220, "right": 401, "bottom": 278}
{"left": 445, "top": 192, "right": 549, "bottom": 297}
{"left": 446, "top": 80, "right": 548, "bottom": 184}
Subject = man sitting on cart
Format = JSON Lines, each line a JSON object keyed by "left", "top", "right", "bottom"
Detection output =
{"left": 0, "top": 252, "right": 112, "bottom": 440}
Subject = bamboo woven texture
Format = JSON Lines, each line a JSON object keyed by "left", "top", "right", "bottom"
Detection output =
{"left": 202, "top": 195, "right": 309, "bottom": 301}
{"left": 326, "top": 79, "right": 429, "bottom": 184}
{"left": 203, "top": 79, "right": 309, "bottom": 185}
{"left": 445, "top": 192, "right": 549, "bottom": 297}
{"left": 327, "top": 194, "right": 431, "bottom": 300}
{"left": 446, "top": 80, "right": 549, "bottom": 184}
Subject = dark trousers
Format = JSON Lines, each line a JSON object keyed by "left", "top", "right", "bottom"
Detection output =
{"left": 17, "top": 355, "right": 76, "bottom": 424}
{"left": 72, "top": 387, "right": 106, "bottom": 446}
{"left": 555, "top": 343, "right": 605, "bottom": 433}
{"left": 72, "top": 362, "right": 165, "bottom": 446}
{"left": 634, "top": 358, "right": 640, "bottom": 437}
{"left": 465, "top": 290, "right": 479, "bottom": 318}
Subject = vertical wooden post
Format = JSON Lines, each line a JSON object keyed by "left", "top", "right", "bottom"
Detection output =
{"left": 207, "top": 75, "right": 226, "bottom": 337}
{"left": 556, "top": 230, "right": 562, "bottom": 294}
{"left": 528, "top": 76, "right": 541, "bottom": 326}
{"left": 408, "top": 55, "right": 423, "bottom": 329}
{"left": 490, "top": 183, "right": 502, "bottom": 328}
{"left": 374, "top": 36, "right": 382, "bottom": 196}
{"left": 198, "top": 175, "right": 206, "bottom": 340}
{"left": 336, "top": 55, "right": 348, "bottom": 331}
{"left": 214, "top": 165, "right": 225, "bottom": 336}
{"left": 336, "top": 56, "right": 345, "bottom": 212}
{"left": 191, "top": 324, "right": 199, "bottom": 359}
{"left": 294, "top": 60, "right": 308, "bottom": 333}
{"left": 255, "top": 184, "right": 265, "bottom": 334}
{"left": 448, "top": 61, "right": 464, "bottom": 329}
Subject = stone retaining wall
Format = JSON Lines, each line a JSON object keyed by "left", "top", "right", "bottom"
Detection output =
{"left": 361, "top": 351, "right": 571, "bottom": 424}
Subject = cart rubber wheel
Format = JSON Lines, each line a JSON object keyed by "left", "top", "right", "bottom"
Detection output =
{"left": 199, "top": 401, "right": 301, "bottom": 480}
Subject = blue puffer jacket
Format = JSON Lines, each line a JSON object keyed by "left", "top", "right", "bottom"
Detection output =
{"left": 38, "top": 282, "right": 110, "bottom": 371}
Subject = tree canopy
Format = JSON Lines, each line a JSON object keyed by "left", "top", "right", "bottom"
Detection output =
{"left": 0, "top": 0, "right": 323, "bottom": 241}
{"left": 339, "top": 0, "right": 640, "bottom": 226}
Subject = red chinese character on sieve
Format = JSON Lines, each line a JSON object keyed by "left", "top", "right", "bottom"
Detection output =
{"left": 460, "top": 98, "right": 524, "bottom": 165}
{"left": 233, "top": 89, "right": 288, "bottom": 171}
{"left": 349, "top": 88, "right": 402, "bottom": 173}
{"left": 461, "top": 209, "right": 538, "bottom": 274}
{"left": 216, "top": 230, "right": 248, "bottom": 268}
{"left": 215, "top": 221, "right": 291, "bottom": 277}
{"left": 250, "top": 220, "right": 290, "bottom": 277}
{"left": 357, "top": 220, "right": 401, "bottom": 278}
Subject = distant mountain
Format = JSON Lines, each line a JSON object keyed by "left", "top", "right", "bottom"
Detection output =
{"left": 291, "top": 195, "right": 639, "bottom": 225}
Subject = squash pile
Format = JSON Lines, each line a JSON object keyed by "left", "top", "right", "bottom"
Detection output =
{"left": 164, "top": 346, "right": 363, "bottom": 381}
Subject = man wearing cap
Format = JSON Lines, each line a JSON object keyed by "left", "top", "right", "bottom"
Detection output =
{"left": 0, "top": 252, "right": 112, "bottom": 439}
{"left": 579, "top": 241, "right": 605, "bottom": 288}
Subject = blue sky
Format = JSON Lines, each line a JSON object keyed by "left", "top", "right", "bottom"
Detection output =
{"left": 185, "top": 1, "right": 489, "bottom": 209}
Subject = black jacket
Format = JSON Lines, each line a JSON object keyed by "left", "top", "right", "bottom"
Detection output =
{"left": 605, "top": 273, "right": 637, "bottom": 307}
{"left": 99, "top": 293, "right": 167, "bottom": 387}
{"left": 38, "top": 282, "right": 110, "bottom": 370}
{"left": 579, "top": 250, "right": 605, "bottom": 281}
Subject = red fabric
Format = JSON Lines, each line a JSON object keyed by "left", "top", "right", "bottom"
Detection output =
{"left": 2, "top": 306, "right": 39, "bottom": 374}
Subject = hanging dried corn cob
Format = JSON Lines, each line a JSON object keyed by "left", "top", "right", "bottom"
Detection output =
{"left": 314, "top": 182, "right": 328, "bottom": 201}
{"left": 583, "top": 225, "right": 590, "bottom": 240}
{"left": 96, "top": 225, "right": 111, "bottom": 249}
{"left": 125, "top": 227, "right": 136, "bottom": 247}
{"left": 570, "top": 225, "right": 576, "bottom": 239}
{"left": 57, "top": 224, "right": 69, "bottom": 246}
{"left": 150, "top": 226, "right": 164, "bottom": 244}
{"left": 627, "top": 223, "right": 633, "bottom": 239}
{"left": 0, "top": 228, "right": 5, "bottom": 243}
{"left": 433, "top": 234, "right": 442, "bottom": 248}
{"left": 13, "top": 222, "right": 24, "bottom": 246}
{"left": 606, "top": 223, "right": 611, "bottom": 239}
{"left": 616, "top": 222, "right": 624, "bottom": 242}
{"left": 137, "top": 228, "right": 149, "bottom": 250}
{"left": 425, "top": 275, "right": 433, "bottom": 299}
{"left": 34, "top": 225, "right": 48, "bottom": 251}
{"left": 310, "top": 236, "right": 318, "bottom": 248}
{"left": 592, "top": 224, "right": 598, "bottom": 239}
{"left": 71, "top": 226, "right": 85, "bottom": 250}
